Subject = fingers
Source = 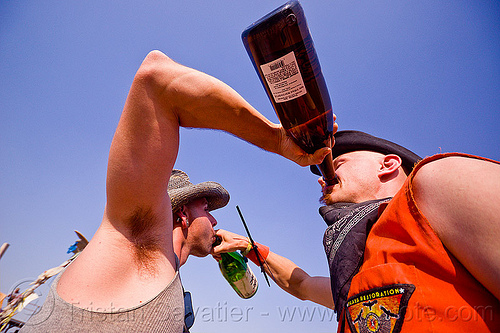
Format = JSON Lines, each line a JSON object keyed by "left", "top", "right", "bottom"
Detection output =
{"left": 312, "top": 147, "right": 332, "bottom": 164}
{"left": 295, "top": 147, "right": 331, "bottom": 167}
{"left": 278, "top": 122, "right": 338, "bottom": 167}
{"left": 213, "top": 229, "right": 249, "bottom": 254}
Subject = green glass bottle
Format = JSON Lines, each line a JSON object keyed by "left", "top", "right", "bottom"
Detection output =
{"left": 219, "top": 252, "right": 258, "bottom": 299}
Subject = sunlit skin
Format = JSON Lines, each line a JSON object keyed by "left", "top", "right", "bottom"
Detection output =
{"left": 319, "top": 151, "right": 407, "bottom": 205}
{"left": 56, "top": 50, "right": 330, "bottom": 311}
{"left": 319, "top": 153, "right": 500, "bottom": 302}
{"left": 173, "top": 197, "right": 219, "bottom": 265}
{"left": 211, "top": 152, "right": 500, "bottom": 314}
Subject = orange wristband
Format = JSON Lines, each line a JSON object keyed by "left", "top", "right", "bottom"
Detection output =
{"left": 245, "top": 242, "right": 269, "bottom": 266}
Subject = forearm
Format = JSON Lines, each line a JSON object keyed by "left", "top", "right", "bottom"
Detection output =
{"left": 216, "top": 238, "right": 311, "bottom": 298}
{"left": 264, "top": 251, "right": 311, "bottom": 298}
{"left": 106, "top": 50, "right": 327, "bottom": 221}
{"left": 213, "top": 230, "right": 333, "bottom": 309}
{"left": 146, "top": 50, "right": 282, "bottom": 155}
{"left": 144, "top": 50, "right": 330, "bottom": 167}
{"left": 106, "top": 51, "right": 281, "bottom": 218}
{"left": 261, "top": 251, "right": 333, "bottom": 309}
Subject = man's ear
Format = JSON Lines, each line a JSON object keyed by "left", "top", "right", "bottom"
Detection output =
{"left": 175, "top": 206, "right": 190, "bottom": 229}
{"left": 379, "top": 154, "right": 403, "bottom": 179}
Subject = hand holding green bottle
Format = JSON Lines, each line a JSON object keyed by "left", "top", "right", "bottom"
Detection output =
{"left": 213, "top": 235, "right": 259, "bottom": 299}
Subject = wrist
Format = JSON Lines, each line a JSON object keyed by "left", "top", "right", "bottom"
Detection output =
{"left": 244, "top": 242, "right": 270, "bottom": 266}
{"left": 241, "top": 241, "right": 253, "bottom": 257}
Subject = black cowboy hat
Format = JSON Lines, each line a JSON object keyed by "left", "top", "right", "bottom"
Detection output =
{"left": 310, "top": 130, "right": 422, "bottom": 176}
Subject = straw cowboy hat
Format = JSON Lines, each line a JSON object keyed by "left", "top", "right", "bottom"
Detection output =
{"left": 168, "top": 169, "right": 230, "bottom": 213}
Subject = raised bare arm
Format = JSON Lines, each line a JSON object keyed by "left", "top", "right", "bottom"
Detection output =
{"left": 106, "top": 50, "right": 331, "bottom": 223}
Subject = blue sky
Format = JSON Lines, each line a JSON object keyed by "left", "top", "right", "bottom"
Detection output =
{"left": 1, "top": 1, "right": 499, "bottom": 332}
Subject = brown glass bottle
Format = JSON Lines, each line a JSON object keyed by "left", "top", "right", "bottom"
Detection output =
{"left": 242, "top": 0, "right": 336, "bottom": 185}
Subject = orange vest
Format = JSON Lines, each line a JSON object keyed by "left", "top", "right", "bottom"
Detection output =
{"left": 342, "top": 153, "right": 500, "bottom": 333}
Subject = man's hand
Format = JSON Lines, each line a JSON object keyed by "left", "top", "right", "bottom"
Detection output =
{"left": 276, "top": 117, "right": 338, "bottom": 167}
{"left": 211, "top": 229, "right": 250, "bottom": 260}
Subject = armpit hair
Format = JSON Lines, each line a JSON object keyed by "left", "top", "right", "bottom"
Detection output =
{"left": 126, "top": 207, "right": 163, "bottom": 271}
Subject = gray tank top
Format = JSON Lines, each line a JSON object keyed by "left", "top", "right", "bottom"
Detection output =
{"left": 20, "top": 267, "right": 185, "bottom": 332}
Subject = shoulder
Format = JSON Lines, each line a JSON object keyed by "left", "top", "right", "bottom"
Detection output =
{"left": 411, "top": 154, "right": 500, "bottom": 228}
{"left": 409, "top": 154, "right": 500, "bottom": 252}
{"left": 411, "top": 156, "right": 462, "bottom": 199}
{"left": 410, "top": 153, "right": 500, "bottom": 299}
{"left": 412, "top": 154, "right": 499, "bottom": 202}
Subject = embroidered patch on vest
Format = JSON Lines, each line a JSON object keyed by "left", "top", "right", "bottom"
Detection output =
{"left": 345, "top": 284, "right": 415, "bottom": 333}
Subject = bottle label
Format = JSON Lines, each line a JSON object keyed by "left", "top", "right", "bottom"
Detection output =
{"left": 260, "top": 51, "right": 307, "bottom": 103}
{"left": 233, "top": 266, "right": 259, "bottom": 298}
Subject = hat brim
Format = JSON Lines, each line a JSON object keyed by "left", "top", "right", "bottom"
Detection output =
{"left": 169, "top": 181, "right": 230, "bottom": 213}
{"left": 310, "top": 130, "right": 422, "bottom": 176}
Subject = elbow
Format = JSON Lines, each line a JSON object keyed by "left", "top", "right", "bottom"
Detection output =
{"left": 280, "top": 282, "right": 309, "bottom": 301}
{"left": 134, "top": 50, "right": 175, "bottom": 88}
{"left": 288, "top": 288, "right": 310, "bottom": 302}
{"left": 295, "top": 292, "right": 309, "bottom": 302}
{"left": 141, "top": 50, "right": 173, "bottom": 69}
